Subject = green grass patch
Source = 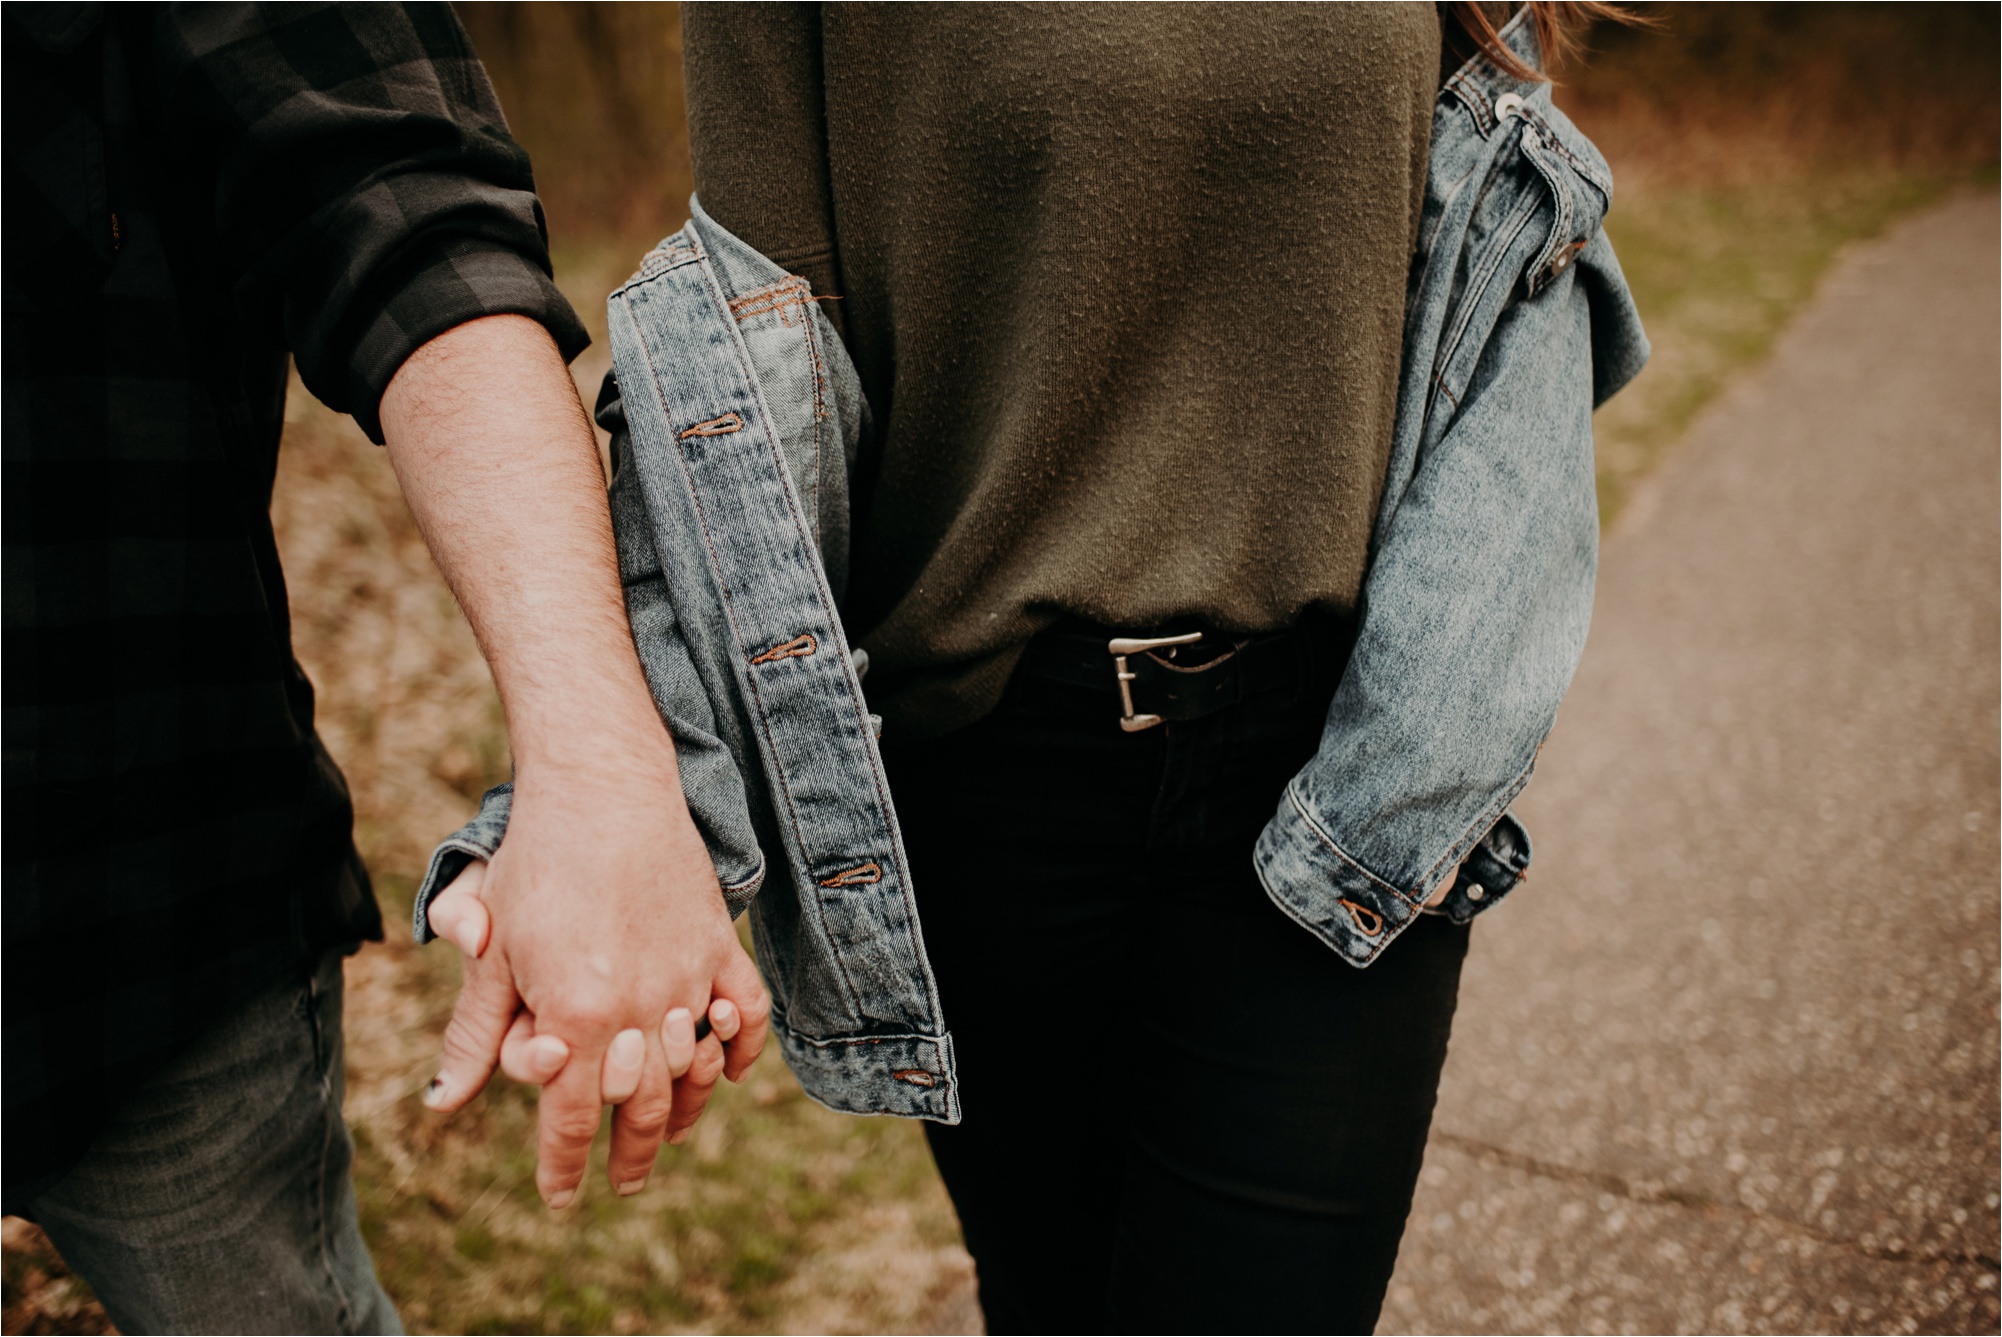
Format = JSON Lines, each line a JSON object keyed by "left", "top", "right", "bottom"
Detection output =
{"left": 351, "top": 1065, "right": 958, "bottom": 1334}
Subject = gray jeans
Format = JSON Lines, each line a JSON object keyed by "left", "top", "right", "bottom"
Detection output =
{"left": 28, "top": 948, "right": 401, "bottom": 1335}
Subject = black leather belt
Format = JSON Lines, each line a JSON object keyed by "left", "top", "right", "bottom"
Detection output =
{"left": 1017, "top": 618, "right": 1343, "bottom": 731}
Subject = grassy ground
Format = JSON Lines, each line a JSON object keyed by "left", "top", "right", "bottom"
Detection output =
{"left": 4, "top": 6, "right": 1994, "bottom": 1333}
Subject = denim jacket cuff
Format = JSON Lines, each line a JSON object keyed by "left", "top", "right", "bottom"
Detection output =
{"left": 1253, "top": 790, "right": 1532, "bottom": 966}
{"left": 412, "top": 782, "right": 514, "bottom": 944}
{"left": 1425, "top": 809, "right": 1532, "bottom": 925}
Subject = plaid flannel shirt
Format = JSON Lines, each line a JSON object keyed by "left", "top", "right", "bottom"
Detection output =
{"left": 2, "top": 1, "right": 588, "bottom": 1208}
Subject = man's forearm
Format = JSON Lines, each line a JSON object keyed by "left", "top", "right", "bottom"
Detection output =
{"left": 377, "top": 314, "right": 672, "bottom": 783}
{"left": 378, "top": 312, "right": 768, "bottom": 1207}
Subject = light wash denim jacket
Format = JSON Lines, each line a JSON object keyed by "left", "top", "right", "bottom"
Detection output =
{"left": 412, "top": 13, "right": 1648, "bottom": 1125}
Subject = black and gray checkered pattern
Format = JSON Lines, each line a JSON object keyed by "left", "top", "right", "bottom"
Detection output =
{"left": 2, "top": 2, "right": 588, "bottom": 1209}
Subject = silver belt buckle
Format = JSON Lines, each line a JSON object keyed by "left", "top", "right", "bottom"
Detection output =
{"left": 1107, "top": 632, "right": 1203, "bottom": 732}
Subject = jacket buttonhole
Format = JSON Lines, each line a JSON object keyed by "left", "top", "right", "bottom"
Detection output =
{"left": 818, "top": 861, "right": 883, "bottom": 888}
{"left": 891, "top": 1069, "right": 937, "bottom": 1088}
{"left": 750, "top": 633, "right": 817, "bottom": 665}
{"left": 1339, "top": 897, "right": 1386, "bottom": 937}
{"left": 679, "top": 412, "right": 744, "bottom": 439}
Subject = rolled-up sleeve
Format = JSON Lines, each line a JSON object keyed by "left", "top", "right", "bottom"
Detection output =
{"left": 148, "top": 2, "right": 589, "bottom": 440}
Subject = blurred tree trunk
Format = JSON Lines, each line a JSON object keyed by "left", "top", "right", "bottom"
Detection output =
{"left": 454, "top": 1, "right": 693, "bottom": 249}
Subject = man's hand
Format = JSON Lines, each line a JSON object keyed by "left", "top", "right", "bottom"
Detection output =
{"left": 420, "top": 777, "right": 768, "bottom": 1204}
{"left": 378, "top": 314, "right": 769, "bottom": 1206}
{"left": 428, "top": 867, "right": 768, "bottom": 1098}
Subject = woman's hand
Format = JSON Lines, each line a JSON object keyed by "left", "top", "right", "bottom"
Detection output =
{"left": 1424, "top": 863, "right": 1462, "bottom": 907}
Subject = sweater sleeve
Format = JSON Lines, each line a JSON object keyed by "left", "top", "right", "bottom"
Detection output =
{"left": 145, "top": 2, "right": 589, "bottom": 441}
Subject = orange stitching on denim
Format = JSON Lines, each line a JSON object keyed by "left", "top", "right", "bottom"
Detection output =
{"left": 679, "top": 413, "right": 743, "bottom": 439}
{"left": 686, "top": 258, "right": 928, "bottom": 1007}
{"left": 891, "top": 1069, "right": 937, "bottom": 1088}
{"left": 1283, "top": 788, "right": 1408, "bottom": 903}
{"left": 729, "top": 276, "right": 815, "bottom": 326}
{"left": 699, "top": 264, "right": 905, "bottom": 959}
{"left": 620, "top": 271, "right": 874, "bottom": 1016}
{"left": 802, "top": 285, "right": 828, "bottom": 431}
{"left": 793, "top": 283, "right": 829, "bottom": 511}
{"left": 1340, "top": 898, "right": 1386, "bottom": 937}
{"left": 818, "top": 862, "right": 882, "bottom": 888}
{"left": 749, "top": 633, "right": 817, "bottom": 665}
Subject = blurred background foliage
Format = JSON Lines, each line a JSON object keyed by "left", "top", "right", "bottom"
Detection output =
{"left": 1556, "top": 1, "right": 1999, "bottom": 516}
{"left": 456, "top": 2, "right": 2000, "bottom": 249}
{"left": 4, "top": 4, "right": 1995, "bottom": 1334}
{"left": 454, "top": 2, "right": 694, "bottom": 250}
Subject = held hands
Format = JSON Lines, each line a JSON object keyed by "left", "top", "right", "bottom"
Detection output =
{"left": 374, "top": 316, "right": 769, "bottom": 1208}
{"left": 419, "top": 765, "right": 770, "bottom": 1208}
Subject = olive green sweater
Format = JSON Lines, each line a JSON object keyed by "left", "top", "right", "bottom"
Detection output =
{"left": 683, "top": 3, "right": 1439, "bottom": 736}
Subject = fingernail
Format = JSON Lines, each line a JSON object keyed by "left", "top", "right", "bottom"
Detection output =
{"left": 617, "top": 1178, "right": 648, "bottom": 1196}
{"left": 528, "top": 1036, "right": 568, "bottom": 1079}
{"left": 448, "top": 922, "right": 481, "bottom": 957}
{"left": 423, "top": 1075, "right": 450, "bottom": 1109}
{"left": 546, "top": 1189, "right": 576, "bottom": 1210}
{"left": 609, "top": 1027, "right": 645, "bottom": 1066}
{"left": 667, "top": 1129, "right": 690, "bottom": 1146}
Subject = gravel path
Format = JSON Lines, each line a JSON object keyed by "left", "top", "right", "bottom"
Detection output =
{"left": 1380, "top": 192, "right": 2002, "bottom": 1335}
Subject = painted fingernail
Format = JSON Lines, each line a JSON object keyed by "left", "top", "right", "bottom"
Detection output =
{"left": 423, "top": 1074, "right": 450, "bottom": 1109}
{"left": 617, "top": 1178, "right": 648, "bottom": 1196}
{"left": 609, "top": 1027, "right": 645, "bottom": 1067}
{"left": 546, "top": 1189, "right": 576, "bottom": 1210}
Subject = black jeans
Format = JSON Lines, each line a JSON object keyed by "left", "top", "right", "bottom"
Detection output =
{"left": 28, "top": 949, "right": 401, "bottom": 1334}
{"left": 882, "top": 654, "right": 1470, "bottom": 1335}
